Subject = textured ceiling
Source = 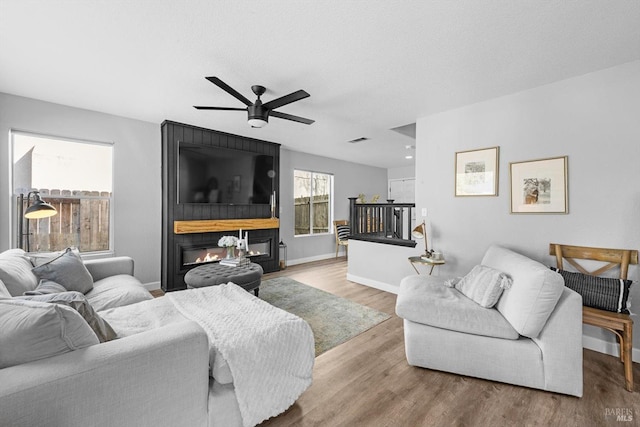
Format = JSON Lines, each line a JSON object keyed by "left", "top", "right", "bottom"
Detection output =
{"left": 1, "top": 0, "right": 638, "bottom": 169}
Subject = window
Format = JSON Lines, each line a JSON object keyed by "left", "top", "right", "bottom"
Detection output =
{"left": 11, "top": 131, "right": 113, "bottom": 253}
{"left": 294, "top": 170, "right": 333, "bottom": 236}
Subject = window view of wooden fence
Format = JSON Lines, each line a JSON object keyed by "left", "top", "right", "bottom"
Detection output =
{"left": 20, "top": 189, "right": 111, "bottom": 253}
{"left": 294, "top": 195, "right": 329, "bottom": 235}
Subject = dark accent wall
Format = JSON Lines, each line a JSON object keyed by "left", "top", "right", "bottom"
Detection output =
{"left": 161, "top": 120, "right": 280, "bottom": 292}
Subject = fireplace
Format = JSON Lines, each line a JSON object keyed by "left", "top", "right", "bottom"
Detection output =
{"left": 181, "top": 239, "right": 271, "bottom": 268}
{"left": 161, "top": 121, "right": 281, "bottom": 292}
{"left": 171, "top": 227, "right": 279, "bottom": 289}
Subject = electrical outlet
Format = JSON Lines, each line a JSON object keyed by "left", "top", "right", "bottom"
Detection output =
{"left": 421, "top": 208, "right": 427, "bottom": 217}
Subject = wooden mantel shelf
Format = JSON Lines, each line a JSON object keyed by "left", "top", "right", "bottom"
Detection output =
{"left": 174, "top": 218, "right": 280, "bottom": 234}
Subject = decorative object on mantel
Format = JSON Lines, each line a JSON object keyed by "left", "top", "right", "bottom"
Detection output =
{"left": 218, "top": 235, "right": 238, "bottom": 259}
{"left": 236, "top": 230, "right": 246, "bottom": 258}
{"left": 510, "top": 156, "right": 568, "bottom": 214}
{"left": 270, "top": 191, "right": 277, "bottom": 218}
{"left": 455, "top": 146, "right": 499, "bottom": 197}
{"left": 17, "top": 191, "right": 58, "bottom": 251}
{"left": 412, "top": 221, "right": 433, "bottom": 258}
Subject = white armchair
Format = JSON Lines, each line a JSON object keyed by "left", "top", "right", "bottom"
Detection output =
{"left": 396, "top": 245, "right": 583, "bottom": 397}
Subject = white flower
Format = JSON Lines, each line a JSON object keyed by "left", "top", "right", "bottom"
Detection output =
{"left": 218, "top": 235, "right": 238, "bottom": 247}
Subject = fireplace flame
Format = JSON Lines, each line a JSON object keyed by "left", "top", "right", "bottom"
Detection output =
{"left": 195, "top": 253, "right": 219, "bottom": 264}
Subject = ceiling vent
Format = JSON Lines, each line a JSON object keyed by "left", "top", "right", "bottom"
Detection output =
{"left": 347, "top": 137, "right": 369, "bottom": 143}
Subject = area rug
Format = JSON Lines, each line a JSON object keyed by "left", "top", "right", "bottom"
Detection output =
{"left": 259, "top": 277, "right": 391, "bottom": 356}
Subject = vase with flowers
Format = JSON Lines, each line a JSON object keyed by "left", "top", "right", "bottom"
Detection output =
{"left": 218, "top": 235, "right": 239, "bottom": 259}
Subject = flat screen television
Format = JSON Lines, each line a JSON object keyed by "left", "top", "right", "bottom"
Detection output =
{"left": 178, "top": 142, "right": 275, "bottom": 204}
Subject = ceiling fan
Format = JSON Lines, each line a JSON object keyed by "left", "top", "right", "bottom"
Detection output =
{"left": 194, "top": 76, "right": 314, "bottom": 128}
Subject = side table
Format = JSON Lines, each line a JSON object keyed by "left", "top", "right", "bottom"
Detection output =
{"left": 408, "top": 255, "right": 445, "bottom": 275}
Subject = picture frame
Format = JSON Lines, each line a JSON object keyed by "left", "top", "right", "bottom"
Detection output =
{"left": 509, "top": 156, "right": 568, "bottom": 214}
{"left": 455, "top": 146, "right": 499, "bottom": 196}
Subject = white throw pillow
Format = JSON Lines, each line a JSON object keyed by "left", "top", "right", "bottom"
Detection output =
{"left": 0, "top": 298, "right": 99, "bottom": 369}
{"left": 449, "top": 265, "right": 512, "bottom": 308}
{"left": 482, "top": 245, "right": 564, "bottom": 338}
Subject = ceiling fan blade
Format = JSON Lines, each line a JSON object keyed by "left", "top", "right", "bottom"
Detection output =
{"left": 205, "top": 76, "right": 253, "bottom": 106}
{"left": 262, "top": 90, "right": 310, "bottom": 110}
{"left": 270, "top": 110, "right": 315, "bottom": 125}
{"left": 194, "top": 106, "right": 247, "bottom": 111}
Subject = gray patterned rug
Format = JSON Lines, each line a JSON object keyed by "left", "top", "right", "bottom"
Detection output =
{"left": 259, "top": 277, "right": 391, "bottom": 356}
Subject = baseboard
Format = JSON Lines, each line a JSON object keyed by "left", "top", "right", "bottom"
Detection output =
{"left": 288, "top": 253, "right": 336, "bottom": 266}
{"left": 583, "top": 335, "right": 640, "bottom": 363}
{"left": 142, "top": 281, "right": 161, "bottom": 291}
{"left": 346, "top": 273, "right": 399, "bottom": 295}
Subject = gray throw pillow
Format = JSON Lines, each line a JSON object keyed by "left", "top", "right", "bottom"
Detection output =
{"left": 23, "top": 279, "right": 67, "bottom": 296}
{"left": 18, "top": 291, "right": 116, "bottom": 342}
{"left": 32, "top": 248, "right": 94, "bottom": 294}
{"left": 0, "top": 248, "right": 39, "bottom": 296}
{"left": 0, "top": 298, "right": 99, "bottom": 369}
{"left": 446, "top": 264, "right": 512, "bottom": 308}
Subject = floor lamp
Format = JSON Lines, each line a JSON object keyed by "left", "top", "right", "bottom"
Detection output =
{"left": 18, "top": 191, "right": 58, "bottom": 251}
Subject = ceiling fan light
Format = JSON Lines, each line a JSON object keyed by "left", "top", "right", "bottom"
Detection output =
{"left": 248, "top": 118, "right": 268, "bottom": 128}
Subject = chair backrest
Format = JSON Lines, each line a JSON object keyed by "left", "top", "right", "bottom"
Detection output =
{"left": 334, "top": 220, "right": 349, "bottom": 243}
{"left": 549, "top": 243, "right": 638, "bottom": 280}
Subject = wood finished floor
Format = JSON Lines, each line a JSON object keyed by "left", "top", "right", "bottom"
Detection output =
{"left": 254, "top": 257, "right": 640, "bottom": 427}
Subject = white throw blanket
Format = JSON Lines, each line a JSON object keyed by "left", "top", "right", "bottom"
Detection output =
{"left": 167, "top": 283, "right": 315, "bottom": 427}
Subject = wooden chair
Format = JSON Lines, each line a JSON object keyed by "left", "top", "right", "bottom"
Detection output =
{"left": 334, "top": 220, "right": 349, "bottom": 258}
{"left": 550, "top": 243, "right": 639, "bottom": 392}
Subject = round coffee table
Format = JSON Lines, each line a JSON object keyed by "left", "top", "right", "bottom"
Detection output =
{"left": 184, "top": 262, "right": 264, "bottom": 296}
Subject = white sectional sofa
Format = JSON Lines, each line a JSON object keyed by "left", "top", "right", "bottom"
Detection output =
{"left": 0, "top": 249, "right": 214, "bottom": 426}
{"left": 396, "top": 245, "right": 583, "bottom": 397}
{"left": 1, "top": 248, "right": 309, "bottom": 427}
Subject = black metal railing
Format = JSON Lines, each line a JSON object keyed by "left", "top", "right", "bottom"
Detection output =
{"left": 348, "top": 197, "right": 417, "bottom": 247}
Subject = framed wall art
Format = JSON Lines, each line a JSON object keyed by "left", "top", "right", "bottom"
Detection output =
{"left": 455, "top": 146, "right": 499, "bottom": 196}
{"left": 509, "top": 156, "right": 568, "bottom": 214}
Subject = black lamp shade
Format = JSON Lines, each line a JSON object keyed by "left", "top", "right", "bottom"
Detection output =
{"left": 24, "top": 194, "right": 57, "bottom": 219}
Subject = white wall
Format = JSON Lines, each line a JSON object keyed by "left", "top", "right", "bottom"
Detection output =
{"left": 0, "top": 93, "right": 161, "bottom": 284}
{"left": 347, "top": 239, "right": 427, "bottom": 293}
{"left": 388, "top": 165, "right": 415, "bottom": 180}
{"left": 280, "top": 149, "right": 387, "bottom": 264}
{"left": 415, "top": 61, "right": 640, "bottom": 358}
